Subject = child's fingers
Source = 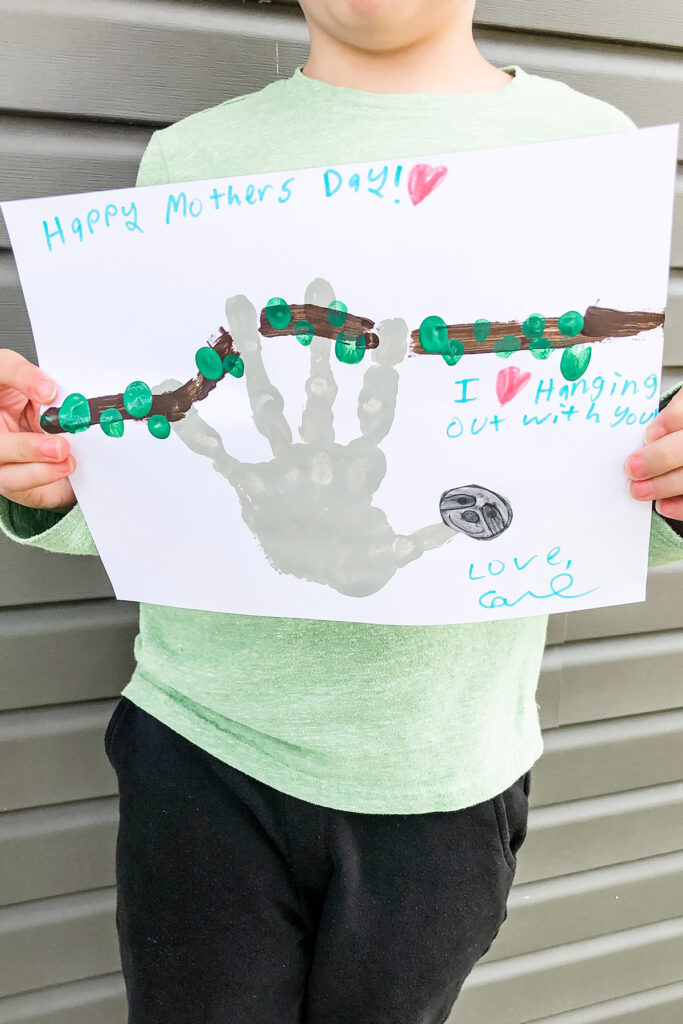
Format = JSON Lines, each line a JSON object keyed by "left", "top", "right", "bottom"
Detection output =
{"left": 629, "top": 465, "right": 683, "bottom": 501}
{"left": 0, "top": 431, "right": 70, "bottom": 466}
{"left": 625, "top": 429, "right": 683, "bottom": 481}
{"left": 0, "top": 454, "right": 75, "bottom": 498}
{"left": 0, "top": 348, "right": 58, "bottom": 406}
{"left": 655, "top": 496, "right": 683, "bottom": 520}
{"left": 644, "top": 389, "right": 683, "bottom": 442}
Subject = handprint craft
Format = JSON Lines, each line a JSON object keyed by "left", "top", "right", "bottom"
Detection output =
{"left": 151, "top": 278, "right": 512, "bottom": 598}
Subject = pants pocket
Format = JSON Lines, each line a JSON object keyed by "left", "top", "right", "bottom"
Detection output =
{"left": 492, "top": 771, "right": 531, "bottom": 872}
{"left": 104, "top": 696, "right": 131, "bottom": 763}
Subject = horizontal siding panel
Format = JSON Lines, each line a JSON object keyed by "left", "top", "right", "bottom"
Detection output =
{"left": 0, "top": 890, "right": 118, "bottom": 999}
{"left": 0, "top": 972, "right": 125, "bottom": 1024}
{"left": 661, "top": 367, "right": 683, "bottom": 393}
{"left": 552, "top": 562, "right": 683, "bottom": 642}
{"left": 674, "top": 175, "right": 683, "bottom": 268}
{"left": 525, "top": 979, "right": 683, "bottom": 1022}
{"left": 0, "top": 702, "right": 116, "bottom": 812}
{"left": 534, "top": 709, "right": 683, "bottom": 804}
{"left": 475, "top": 0, "right": 683, "bottom": 49}
{"left": 1, "top": 5, "right": 681, "bottom": 157}
{"left": 0, "top": 799, "right": 117, "bottom": 907}
{"left": 556, "top": 630, "right": 683, "bottom": 724}
{"left": 454, "top": 917, "right": 683, "bottom": 1023}
{"left": 0, "top": 0, "right": 308, "bottom": 124}
{"left": 517, "top": 782, "right": 683, "bottom": 884}
{"left": 536, "top": 646, "right": 562, "bottom": 729}
{"left": 0, "top": 251, "right": 35, "bottom": 364}
{"left": 485, "top": 851, "right": 683, "bottom": 963}
{"left": 278, "top": 0, "right": 683, "bottom": 49}
{"left": 0, "top": 600, "right": 137, "bottom": 711}
{"left": 0, "top": 116, "right": 149, "bottom": 250}
{"left": 665, "top": 270, "right": 683, "bottom": 364}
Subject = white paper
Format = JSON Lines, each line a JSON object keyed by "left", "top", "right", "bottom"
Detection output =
{"left": 2, "top": 123, "right": 679, "bottom": 624}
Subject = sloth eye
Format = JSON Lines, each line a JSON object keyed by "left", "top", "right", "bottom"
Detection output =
{"left": 455, "top": 495, "right": 477, "bottom": 506}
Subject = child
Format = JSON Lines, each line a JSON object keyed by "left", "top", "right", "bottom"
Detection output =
{"left": 2, "top": 2, "right": 683, "bottom": 1021}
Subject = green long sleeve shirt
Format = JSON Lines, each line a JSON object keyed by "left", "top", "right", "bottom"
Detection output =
{"left": 3, "top": 64, "right": 683, "bottom": 812}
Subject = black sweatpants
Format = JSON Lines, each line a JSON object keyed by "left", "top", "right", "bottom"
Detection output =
{"left": 105, "top": 695, "right": 531, "bottom": 1024}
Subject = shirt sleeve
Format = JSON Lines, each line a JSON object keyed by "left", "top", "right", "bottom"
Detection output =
{"left": 0, "top": 132, "right": 171, "bottom": 558}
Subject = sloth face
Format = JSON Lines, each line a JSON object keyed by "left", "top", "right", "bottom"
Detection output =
{"left": 439, "top": 485, "right": 513, "bottom": 539}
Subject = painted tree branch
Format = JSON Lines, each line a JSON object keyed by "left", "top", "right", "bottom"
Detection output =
{"left": 409, "top": 305, "right": 664, "bottom": 355}
{"left": 40, "top": 328, "right": 239, "bottom": 434}
{"left": 258, "top": 303, "right": 664, "bottom": 354}
{"left": 40, "top": 301, "right": 664, "bottom": 436}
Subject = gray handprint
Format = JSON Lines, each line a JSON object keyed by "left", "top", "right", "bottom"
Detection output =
{"left": 153, "top": 278, "right": 511, "bottom": 597}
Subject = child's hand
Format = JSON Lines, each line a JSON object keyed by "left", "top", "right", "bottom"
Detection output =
{"left": 625, "top": 389, "right": 683, "bottom": 521}
{"left": 0, "top": 348, "right": 77, "bottom": 512}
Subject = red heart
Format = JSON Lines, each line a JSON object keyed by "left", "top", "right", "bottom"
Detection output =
{"left": 496, "top": 366, "right": 532, "bottom": 405}
{"left": 407, "top": 164, "right": 448, "bottom": 206}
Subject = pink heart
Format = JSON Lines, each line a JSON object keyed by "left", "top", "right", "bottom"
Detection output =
{"left": 407, "top": 164, "right": 448, "bottom": 206}
{"left": 496, "top": 366, "right": 532, "bottom": 405}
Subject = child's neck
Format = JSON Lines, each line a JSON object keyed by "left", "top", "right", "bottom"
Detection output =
{"left": 302, "top": 19, "right": 512, "bottom": 95}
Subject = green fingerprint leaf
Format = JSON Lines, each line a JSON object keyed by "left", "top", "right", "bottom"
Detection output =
{"left": 148, "top": 414, "right": 171, "bottom": 439}
{"left": 473, "top": 318, "right": 491, "bottom": 343}
{"left": 493, "top": 334, "right": 521, "bottom": 359}
{"left": 335, "top": 330, "right": 366, "bottom": 364}
{"left": 58, "top": 393, "right": 91, "bottom": 433}
{"left": 442, "top": 338, "right": 464, "bottom": 367}
{"left": 99, "top": 408, "right": 124, "bottom": 438}
{"left": 557, "top": 310, "right": 584, "bottom": 337}
{"left": 195, "top": 346, "right": 224, "bottom": 380}
{"left": 327, "top": 300, "right": 348, "bottom": 328}
{"left": 560, "top": 344, "right": 592, "bottom": 381}
{"left": 529, "top": 336, "right": 552, "bottom": 360}
{"left": 265, "top": 297, "right": 291, "bottom": 330}
{"left": 223, "top": 353, "right": 245, "bottom": 378}
{"left": 293, "top": 320, "right": 314, "bottom": 346}
{"left": 123, "top": 381, "right": 153, "bottom": 418}
{"left": 522, "top": 314, "right": 546, "bottom": 340}
{"left": 419, "top": 315, "right": 448, "bottom": 354}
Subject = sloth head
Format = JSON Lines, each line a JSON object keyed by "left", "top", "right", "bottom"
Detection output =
{"left": 439, "top": 485, "right": 513, "bottom": 539}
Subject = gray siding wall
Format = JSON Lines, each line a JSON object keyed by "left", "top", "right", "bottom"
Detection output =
{"left": 0, "top": 2, "right": 681, "bottom": 1021}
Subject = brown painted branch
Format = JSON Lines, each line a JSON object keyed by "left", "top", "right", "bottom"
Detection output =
{"left": 259, "top": 302, "right": 664, "bottom": 353}
{"left": 259, "top": 304, "right": 379, "bottom": 348}
{"left": 408, "top": 305, "right": 665, "bottom": 355}
{"left": 40, "top": 327, "right": 239, "bottom": 435}
{"left": 40, "top": 302, "right": 665, "bottom": 436}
